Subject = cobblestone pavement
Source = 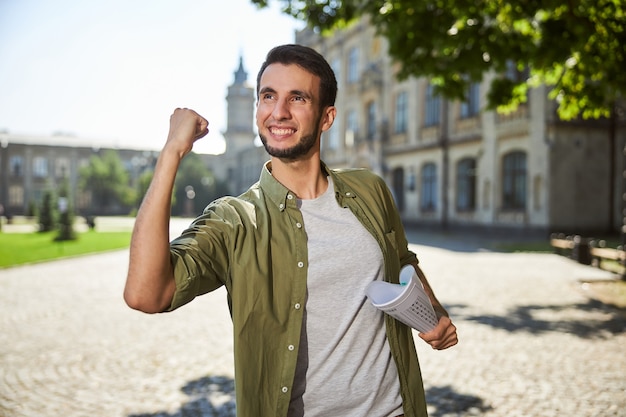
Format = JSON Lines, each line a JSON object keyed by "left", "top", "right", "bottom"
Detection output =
{"left": 1, "top": 222, "right": 625, "bottom": 417}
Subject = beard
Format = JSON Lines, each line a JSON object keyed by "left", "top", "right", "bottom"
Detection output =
{"left": 259, "top": 127, "right": 319, "bottom": 162}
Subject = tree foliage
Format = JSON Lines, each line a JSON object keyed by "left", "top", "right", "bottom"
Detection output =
{"left": 172, "top": 153, "right": 229, "bottom": 216}
{"left": 78, "top": 150, "right": 135, "bottom": 214}
{"left": 38, "top": 190, "right": 55, "bottom": 232}
{"left": 252, "top": 0, "right": 625, "bottom": 120}
{"left": 55, "top": 178, "right": 76, "bottom": 241}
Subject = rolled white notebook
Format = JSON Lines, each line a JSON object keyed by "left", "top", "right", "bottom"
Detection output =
{"left": 366, "top": 265, "right": 438, "bottom": 333}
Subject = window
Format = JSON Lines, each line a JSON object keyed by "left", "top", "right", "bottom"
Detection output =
{"left": 347, "top": 47, "right": 359, "bottom": 83}
{"left": 394, "top": 91, "right": 408, "bottom": 134}
{"left": 456, "top": 158, "right": 476, "bottom": 211}
{"left": 421, "top": 163, "right": 437, "bottom": 211}
{"left": 407, "top": 167, "right": 416, "bottom": 192}
{"left": 56, "top": 157, "right": 70, "bottom": 178}
{"left": 10, "top": 156, "right": 23, "bottom": 176}
{"left": 33, "top": 156, "right": 48, "bottom": 178}
{"left": 425, "top": 83, "right": 441, "bottom": 126}
{"left": 502, "top": 151, "right": 527, "bottom": 210}
{"left": 8, "top": 185, "right": 24, "bottom": 206}
{"left": 460, "top": 82, "right": 480, "bottom": 118}
{"left": 366, "top": 101, "right": 376, "bottom": 140}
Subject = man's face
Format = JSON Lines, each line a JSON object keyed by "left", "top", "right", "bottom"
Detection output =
{"left": 256, "top": 63, "right": 334, "bottom": 161}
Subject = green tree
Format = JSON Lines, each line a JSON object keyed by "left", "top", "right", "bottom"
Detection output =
{"left": 253, "top": 0, "right": 625, "bottom": 120}
{"left": 79, "top": 150, "right": 134, "bottom": 215}
{"left": 131, "top": 168, "right": 178, "bottom": 216}
{"left": 172, "top": 153, "right": 227, "bottom": 217}
{"left": 55, "top": 179, "right": 76, "bottom": 241}
{"left": 38, "top": 190, "right": 55, "bottom": 232}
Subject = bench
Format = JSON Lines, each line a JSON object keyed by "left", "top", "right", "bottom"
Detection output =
{"left": 550, "top": 233, "right": 626, "bottom": 277}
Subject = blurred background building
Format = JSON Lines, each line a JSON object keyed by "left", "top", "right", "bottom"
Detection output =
{"left": 297, "top": 17, "right": 625, "bottom": 235}
{"left": 1, "top": 17, "right": 624, "bottom": 235}
{"left": 0, "top": 132, "right": 158, "bottom": 217}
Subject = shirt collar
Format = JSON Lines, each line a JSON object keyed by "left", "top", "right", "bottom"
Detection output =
{"left": 259, "top": 161, "right": 357, "bottom": 211}
{"left": 258, "top": 161, "right": 292, "bottom": 211}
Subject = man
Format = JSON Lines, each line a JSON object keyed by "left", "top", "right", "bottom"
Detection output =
{"left": 125, "top": 44, "right": 457, "bottom": 417}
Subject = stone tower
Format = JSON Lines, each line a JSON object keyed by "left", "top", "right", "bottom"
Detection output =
{"left": 223, "top": 55, "right": 256, "bottom": 154}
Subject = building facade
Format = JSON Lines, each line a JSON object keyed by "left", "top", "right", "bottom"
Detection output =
{"left": 0, "top": 133, "right": 157, "bottom": 218}
{"left": 294, "top": 19, "right": 625, "bottom": 235}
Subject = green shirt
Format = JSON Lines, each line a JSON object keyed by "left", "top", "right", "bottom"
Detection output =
{"left": 168, "top": 161, "right": 428, "bottom": 417}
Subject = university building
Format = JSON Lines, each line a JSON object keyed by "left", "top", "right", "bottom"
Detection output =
{"left": 294, "top": 19, "right": 625, "bottom": 235}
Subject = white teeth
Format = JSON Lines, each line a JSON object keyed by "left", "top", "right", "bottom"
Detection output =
{"left": 270, "top": 128, "right": 294, "bottom": 135}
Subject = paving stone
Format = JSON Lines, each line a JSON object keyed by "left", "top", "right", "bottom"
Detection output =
{"left": 0, "top": 221, "right": 624, "bottom": 416}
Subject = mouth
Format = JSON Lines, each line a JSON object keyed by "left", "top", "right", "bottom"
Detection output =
{"left": 269, "top": 126, "right": 296, "bottom": 137}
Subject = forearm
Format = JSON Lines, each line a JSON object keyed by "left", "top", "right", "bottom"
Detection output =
{"left": 124, "top": 150, "right": 181, "bottom": 313}
{"left": 124, "top": 108, "right": 208, "bottom": 312}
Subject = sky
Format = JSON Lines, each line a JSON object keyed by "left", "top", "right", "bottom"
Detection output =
{"left": 0, "top": 0, "right": 303, "bottom": 154}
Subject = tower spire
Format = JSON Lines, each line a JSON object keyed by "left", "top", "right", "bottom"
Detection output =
{"left": 233, "top": 55, "right": 247, "bottom": 85}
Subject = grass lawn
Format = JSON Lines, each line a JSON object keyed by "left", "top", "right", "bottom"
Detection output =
{"left": 0, "top": 230, "right": 131, "bottom": 268}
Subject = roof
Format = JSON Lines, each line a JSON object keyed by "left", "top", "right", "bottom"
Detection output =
{"left": 0, "top": 131, "right": 155, "bottom": 152}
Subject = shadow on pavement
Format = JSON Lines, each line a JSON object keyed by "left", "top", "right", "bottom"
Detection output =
{"left": 426, "top": 385, "right": 493, "bottom": 416}
{"left": 128, "top": 375, "right": 236, "bottom": 417}
{"left": 126, "top": 376, "right": 493, "bottom": 417}
{"left": 404, "top": 226, "right": 549, "bottom": 253}
{"left": 447, "top": 299, "right": 626, "bottom": 338}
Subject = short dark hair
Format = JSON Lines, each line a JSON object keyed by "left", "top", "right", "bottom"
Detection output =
{"left": 256, "top": 44, "right": 337, "bottom": 109}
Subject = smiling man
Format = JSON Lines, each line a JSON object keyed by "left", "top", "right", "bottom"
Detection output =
{"left": 124, "top": 44, "right": 457, "bottom": 417}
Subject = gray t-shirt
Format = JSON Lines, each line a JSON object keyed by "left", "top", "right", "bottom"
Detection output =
{"left": 288, "top": 177, "right": 403, "bottom": 417}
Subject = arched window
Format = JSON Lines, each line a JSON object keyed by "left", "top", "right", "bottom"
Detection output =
{"left": 502, "top": 151, "right": 527, "bottom": 210}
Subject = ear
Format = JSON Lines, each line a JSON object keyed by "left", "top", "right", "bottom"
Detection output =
{"left": 320, "top": 106, "right": 337, "bottom": 132}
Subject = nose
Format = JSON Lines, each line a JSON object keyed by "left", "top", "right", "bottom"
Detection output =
{"left": 271, "top": 98, "right": 291, "bottom": 120}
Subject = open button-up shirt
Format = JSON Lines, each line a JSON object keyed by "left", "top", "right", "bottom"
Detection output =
{"left": 168, "top": 161, "right": 428, "bottom": 417}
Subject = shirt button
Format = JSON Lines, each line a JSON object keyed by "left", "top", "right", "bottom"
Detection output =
{"left": 279, "top": 203, "right": 284, "bottom": 210}
{"left": 296, "top": 222, "right": 302, "bottom": 228}
{"left": 297, "top": 261, "right": 304, "bottom": 268}
{"left": 287, "top": 194, "right": 294, "bottom": 200}
{"left": 288, "top": 345, "right": 295, "bottom": 351}
{"left": 294, "top": 303, "right": 301, "bottom": 309}
{"left": 282, "top": 386, "right": 288, "bottom": 393}
{"left": 345, "top": 192, "right": 352, "bottom": 196}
